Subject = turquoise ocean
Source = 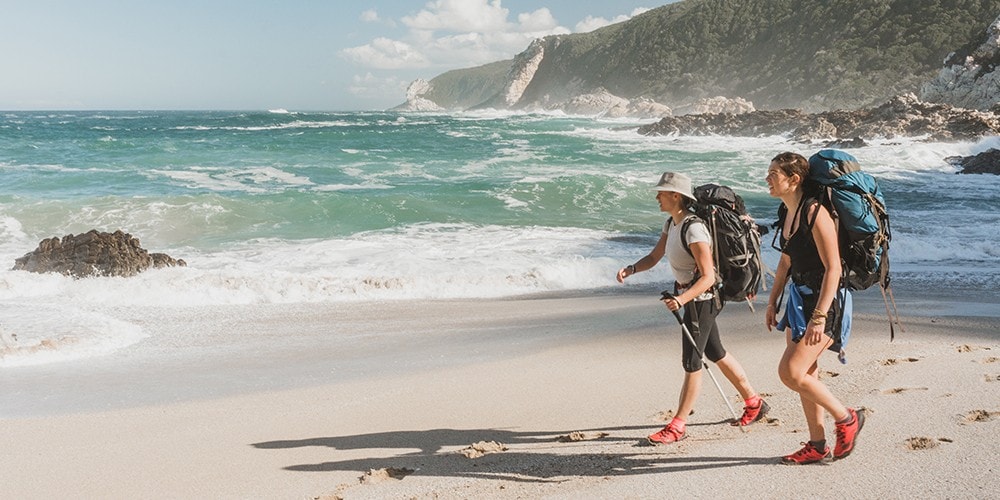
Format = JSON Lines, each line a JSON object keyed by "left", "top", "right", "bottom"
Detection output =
{"left": 2, "top": 109, "right": 999, "bottom": 367}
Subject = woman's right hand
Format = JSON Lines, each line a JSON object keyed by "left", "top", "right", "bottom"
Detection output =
{"left": 616, "top": 265, "right": 634, "bottom": 283}
{"left": 765, "top": 304, "right": 777, "bottom": 332}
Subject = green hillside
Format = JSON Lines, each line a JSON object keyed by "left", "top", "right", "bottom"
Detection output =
{"left": 424, "top": 0, "right": 1000, "bottom": 111}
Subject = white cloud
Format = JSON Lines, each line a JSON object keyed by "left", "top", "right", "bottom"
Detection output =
{"left": 343, "top": 0, "right": 570, "bottom": 70}
{"left": 342, "top": 3, "right": 649, "bottom": 72}
{"left": 575, "top": 8, "right": 650, "bottom": 33}
{"left": 402, "top": 0, "right": 510, "bottom": 32}
{"left": 360, "top": 8, "right": 396, "bottom": 27}
{"left": 340, "top": 37, "right": 429, "bottom": 70}
{"left": 516, "top": 8, "right": 560, "bottom": 32}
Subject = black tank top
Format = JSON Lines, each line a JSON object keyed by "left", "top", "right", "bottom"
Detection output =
{"left": 780, "top": 198, "right": 825, "bottom": 290}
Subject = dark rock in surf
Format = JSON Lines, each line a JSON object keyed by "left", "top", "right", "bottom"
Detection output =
{"left": 823, "top": 137, "right": 869, "bottom": 149}
{"left": 946, "top": 148, "right": 1000, "bottom": 175}
{"left": 12, "top": 230, "right": 186, "bottom": 278}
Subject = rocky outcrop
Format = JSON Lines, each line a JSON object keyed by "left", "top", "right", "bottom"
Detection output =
{"left": 622, "top": 97, "right": 673, "bottom": 119}
{"left": 921, "top": 14, "right": 1000, "bottom": 111}
{"left": 472, "top": 38, "right": 548, "bottom": 110}
{"left": 946, "top": 148, "right": 1000, "bottom": 174}
{"left": 561, "top": 88, "right": 630, "bottom": 116}
{"left": 675, "top": 96, "right": 756, "bottom": 116}
{"left": 392, "top": 79, "right": 445, "bottom": 112}
{"left": 822, "top": 137, "right": 869, "bottom": 149}
{"left": 557, "top": 89, "right": 672, "bottom": 118}
{"left": 12, "top": 230, "right": 186, "bottom": 278}
{"left": 504, "top": 39, "right": 547, "bottom": 107}
{"left": 638, "top": 94, "right": 1000, "bottom": 142}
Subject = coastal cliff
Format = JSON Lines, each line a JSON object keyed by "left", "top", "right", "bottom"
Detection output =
{"left": 395, "top": 0, "right": 1000, "bottom": 117}
{"left": 921, "top": 14, "right": 1000, "bottom": 112}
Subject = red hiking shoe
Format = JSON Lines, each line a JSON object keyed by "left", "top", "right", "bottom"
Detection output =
{"left": 732, "top": 399, "right": 770, "bottom": 426}
{"left": 834, "top": 407, "right": 866, "bottom": 460}
{"left": 781, "top": 441, "right": 831, "bottom": 465}
{"left": 647, "top": 422, "right": 686, "bottom": 445}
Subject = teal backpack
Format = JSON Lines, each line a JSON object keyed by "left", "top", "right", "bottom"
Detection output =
{"left": 808, "top": 149, "right": 901, "bottom": 339}
{"left": 807, "top": 149, "right": 890, "bottom": 291}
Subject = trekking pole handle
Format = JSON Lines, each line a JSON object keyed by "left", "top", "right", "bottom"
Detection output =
{"left": 659, "top": 291, "right": 685, "bottom": 323}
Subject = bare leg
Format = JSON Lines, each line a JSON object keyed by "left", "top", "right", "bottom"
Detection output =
{"left": 778, "top": 329, "right": 849, "bottom": 441}
{"left": 799, "top": 360, "right": 827, "bottom": 441}
{"left": 714, "top": 353, "right": 756, "bottom": 401}
{"left": 675, "top": 370, "right": 703, "bottom": 421}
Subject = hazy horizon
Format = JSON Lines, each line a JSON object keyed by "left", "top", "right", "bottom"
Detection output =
{"left": 1, "top": 1, "right": 671, "bottom": 112}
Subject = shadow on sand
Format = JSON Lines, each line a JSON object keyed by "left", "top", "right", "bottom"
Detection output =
{"left": 252, "top": 424, "right": 778, "bottom": 483}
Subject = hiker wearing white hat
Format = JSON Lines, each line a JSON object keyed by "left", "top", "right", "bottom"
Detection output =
{"left": 617, "top": 172, "right": 768, "bottom": 445}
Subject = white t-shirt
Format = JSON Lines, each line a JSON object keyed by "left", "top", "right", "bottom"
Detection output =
{"left": 663, "top": 216, "right": 715, "bottom": 302}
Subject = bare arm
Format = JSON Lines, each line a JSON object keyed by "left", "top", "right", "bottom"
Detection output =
{"left": 806, "top": 202, "right": 842, "bottom": 344}
{"left": 616, "top": 231, "right": 667, "bottom": 283}
{"left": 766, "top": 253, "right": 791, "bottom": 331}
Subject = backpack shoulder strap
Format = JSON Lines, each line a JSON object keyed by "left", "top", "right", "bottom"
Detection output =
{"left": 679, "top": 214, "right": 701, "bottom": 257}
{"left": 801, "top": 196, "right": 825, "bottom": 231}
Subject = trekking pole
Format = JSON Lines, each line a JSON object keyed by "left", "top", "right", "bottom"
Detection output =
{"left": 660, "top": 291, "right": 745, "bottom": 432}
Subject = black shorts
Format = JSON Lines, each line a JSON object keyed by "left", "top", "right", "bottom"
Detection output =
{"left": 681, "top": 299, "right": 727, "bottom": 372}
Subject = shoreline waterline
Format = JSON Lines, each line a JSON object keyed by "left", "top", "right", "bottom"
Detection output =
{"left": 3, "top": 287, "right": 996, "bottom": 419}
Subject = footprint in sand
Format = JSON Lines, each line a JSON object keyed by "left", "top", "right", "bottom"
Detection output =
{"left": 985, "top": 374, "right": 1000, "bottom": 383}
{"left": 359, "top": 467, "right": 415, "bottom": 484}
{"left": 556, "top": 431, "right": 609, "bottom": 442}
{"left": 981, "top": 357, "right": 999, "bottom": 364}
{"left": 963, "top": 410, "right": 1000, "bottom": 423}
{"left": 318, "top": 467, "right": 417, "bottom": 499}
{"left": 881, "top": 357, "right": 920, "bottom": 366}
{"left": 905, "top": 437, "right": 951, "bottom": 450}
{"left": 459, "top": 440, "right": 508, "bottom": 458}
{"left": 820, "top": 370, "right": 840, "bottom": 378}
{"left": 656, "top": 408, "right": 694, "bottom": 421}
{"left": 957, "top": 344, "right": 992, "bottom": 353}
{"left": 882, "top": 387, "right": 929, "bottom": 394}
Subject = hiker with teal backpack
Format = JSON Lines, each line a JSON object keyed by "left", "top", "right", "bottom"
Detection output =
{"left": 765, "top": 152, "right": 865, "bottom": 464}
{"left": 617, "top": 172, "right": 769, "bottom": 445}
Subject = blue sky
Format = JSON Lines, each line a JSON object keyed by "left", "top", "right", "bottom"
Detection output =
{"left": 0, "top": 1, "right": 671, "bottom": 111}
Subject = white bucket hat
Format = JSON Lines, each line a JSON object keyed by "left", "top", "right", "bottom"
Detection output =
{"left": 653, "top": 172, "right": 697, "bottom": 202}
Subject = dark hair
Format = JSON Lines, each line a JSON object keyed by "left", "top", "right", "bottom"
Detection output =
{"left": 770, "top": 152, "right": 809, "bottom": 177}
{"left": 770, "top": 152, "right": 818, "bottom": 196}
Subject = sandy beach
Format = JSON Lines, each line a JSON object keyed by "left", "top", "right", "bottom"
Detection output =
{"left": 2, "top": 292, "right": 999, "bottom": 499}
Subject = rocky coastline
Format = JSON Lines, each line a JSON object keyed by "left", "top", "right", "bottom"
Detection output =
{"left": 636, "top": 93, "right": 1000, "bottom": 142}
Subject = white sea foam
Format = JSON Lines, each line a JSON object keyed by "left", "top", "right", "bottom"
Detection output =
{"left": 312, "top": 183, "right": 394, "bottom": 191}
{"left": 0, "top": 224, "right": 660, "bottom": 307}
{"left": 0, "top": 303, "right": 145, "bottom": 367}
{"left": 172, "top": 120, "right": 353, "bottom": 132}
{"left": 150, "top": 166, "right": 314, "bottom": 192}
